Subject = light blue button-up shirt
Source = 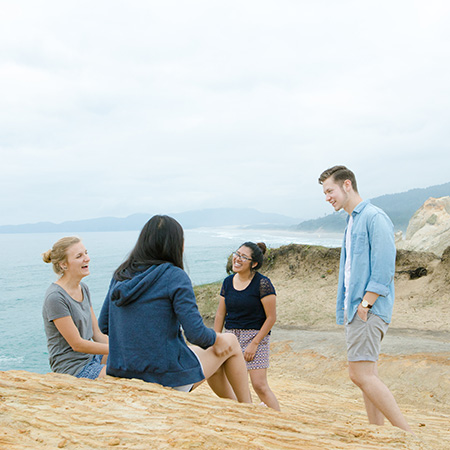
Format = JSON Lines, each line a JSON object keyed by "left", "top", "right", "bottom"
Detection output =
{"left": 336, "top": 200, "right": 396, "bottom": 325}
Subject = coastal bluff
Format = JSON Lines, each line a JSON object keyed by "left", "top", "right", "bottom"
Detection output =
{"left": 197, "top": 243, "right": 450, "bottom": 332}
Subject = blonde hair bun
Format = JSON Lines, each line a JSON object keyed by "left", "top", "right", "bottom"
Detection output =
{"left": 42, "top": 250, "right": 52, "bottom": 264}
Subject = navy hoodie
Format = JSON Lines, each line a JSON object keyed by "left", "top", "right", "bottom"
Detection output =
{"left": 99, "top": 263, "right": 216, "bottom": 387}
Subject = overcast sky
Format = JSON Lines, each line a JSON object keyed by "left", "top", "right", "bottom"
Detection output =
{"left": 1, "top": 0, "right": 449, "bottom": 226}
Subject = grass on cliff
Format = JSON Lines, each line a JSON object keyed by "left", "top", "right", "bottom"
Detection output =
{"left": 194, "top": 281, "right": 222, "bottom": 322}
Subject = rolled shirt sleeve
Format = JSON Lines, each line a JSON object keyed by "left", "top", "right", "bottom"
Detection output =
{"left": 366, "top": 212, "right": 396, "bottom": 298}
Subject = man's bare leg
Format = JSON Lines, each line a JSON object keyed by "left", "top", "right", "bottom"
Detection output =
{"left": 348, "top": 361, "right": 412, "bottom": 433}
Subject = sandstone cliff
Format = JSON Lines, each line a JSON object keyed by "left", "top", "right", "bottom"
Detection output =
{"left": 396, "top": 196, "right": 450, "bottom": 256}
{"left": 1, "top": 347, "right": 446, "bottom": 450}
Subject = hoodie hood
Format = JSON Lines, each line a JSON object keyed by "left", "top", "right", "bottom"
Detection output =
{"left": 111, "top": 263, "right": 172, "bottom": 307}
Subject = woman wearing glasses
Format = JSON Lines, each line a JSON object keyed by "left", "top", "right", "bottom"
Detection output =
{"left": 98, "top": 215, "right": 251, "bottom": 403}
{"left": 213, "top": 242, "right": 280, "bottom": 410}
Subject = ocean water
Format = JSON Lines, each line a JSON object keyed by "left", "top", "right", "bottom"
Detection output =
{"left": 0, "top": 227, "right": 342, "bottom": 374}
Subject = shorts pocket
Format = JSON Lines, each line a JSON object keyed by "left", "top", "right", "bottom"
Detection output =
{"left": 355, "top": 311, "right": 368, "bottom": 323}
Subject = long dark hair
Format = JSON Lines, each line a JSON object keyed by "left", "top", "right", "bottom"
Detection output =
{"left": 114, "top": 215, "right": 184, "bottom": 281}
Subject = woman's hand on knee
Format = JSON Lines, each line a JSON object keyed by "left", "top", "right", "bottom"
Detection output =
{"left": 212, "top": 333, "right": 235, "bottom": 358}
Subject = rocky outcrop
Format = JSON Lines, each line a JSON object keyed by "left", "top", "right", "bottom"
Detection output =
{"left": 396, "top": 196, "right": 450, "bottom": 256}
{"left": 0, "top": 354, "right": 439, "bottom": 450}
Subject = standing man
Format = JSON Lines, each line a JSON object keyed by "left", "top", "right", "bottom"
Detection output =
{"left": 318, "top": 165, "right": 412, "bottom": 433}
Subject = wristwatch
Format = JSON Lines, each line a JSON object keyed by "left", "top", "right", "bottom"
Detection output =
{"left": 361, "top": 300, "right": 372, "bottom": 309}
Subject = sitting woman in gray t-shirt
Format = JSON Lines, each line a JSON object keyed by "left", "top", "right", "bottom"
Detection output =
{"left": 42, "top": 236, "right": 108, "bottom": 379}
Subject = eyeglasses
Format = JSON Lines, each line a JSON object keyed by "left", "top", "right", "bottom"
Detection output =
{"left": 233, "top": 251, "right": 252, "bottom": 262}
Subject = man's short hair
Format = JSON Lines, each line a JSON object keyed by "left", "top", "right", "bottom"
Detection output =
{"left": 318, "top": 165, "right": 358, "bottom": 193}
{"left": 319, "top": 166, "right": 358, "bottom": 192}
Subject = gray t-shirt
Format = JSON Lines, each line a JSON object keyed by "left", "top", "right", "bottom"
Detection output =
{"left": 42, "top": 282, "right": 94, "bottom": 376}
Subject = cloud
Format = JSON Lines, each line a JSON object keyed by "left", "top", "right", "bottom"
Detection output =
{"left": 1, "top": 1, "right": 450, "bottom": 225}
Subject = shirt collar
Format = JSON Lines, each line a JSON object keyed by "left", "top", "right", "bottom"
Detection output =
{"left": 352, "top": 199, "right": 370, "bottom": 216}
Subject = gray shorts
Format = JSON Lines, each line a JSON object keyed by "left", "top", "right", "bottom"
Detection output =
{"left": 345, "top": 312, "right": 389, "bottom": 362}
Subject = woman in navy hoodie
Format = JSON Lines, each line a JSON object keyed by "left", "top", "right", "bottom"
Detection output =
{"left": 99, "top": 215, "right": 251, "bottom": 403}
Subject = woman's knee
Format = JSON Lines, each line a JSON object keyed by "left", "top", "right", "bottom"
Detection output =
{"left": 222, "top": 333, "right": 241, "bottom": 353}
{"left": 251, "top": 379, "right": 270, "bottom": 394}
{"left": 250, "top": 370, "right": 268, "bottom": 391}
